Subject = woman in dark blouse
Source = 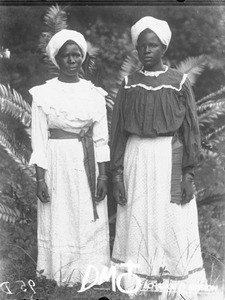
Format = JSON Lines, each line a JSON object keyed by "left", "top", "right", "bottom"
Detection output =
{"left": 110, "top": 16, "right": 206, "bottom": 298}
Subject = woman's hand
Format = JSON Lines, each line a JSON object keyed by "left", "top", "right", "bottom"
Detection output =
{"left": 37, "top": 180, "right": 50, "bottom": 203}
{"left": 96, "top": 179, "right": 107, "bottom": 202}
{"left": 113, "top": 181, "right": 127, "bottom": 206}
{"left": 181, "top": 179, "right": 195, "bottom": 204}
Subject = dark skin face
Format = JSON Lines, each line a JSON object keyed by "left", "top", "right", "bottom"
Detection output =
{"left": 55, "top": 41, "right": 83, "bottom": 83}
{"left": 137, "top": 29, "right": 166, "bottom": 72}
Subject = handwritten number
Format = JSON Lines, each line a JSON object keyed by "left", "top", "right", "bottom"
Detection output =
{"left": 0, "top": 282, "right": 13, "bottom": 294}
{"left": 15, "top": 280, "right": 27, "bottom": 292}
{"left": 28, "top": 280, "right": 36, "bottom": 294}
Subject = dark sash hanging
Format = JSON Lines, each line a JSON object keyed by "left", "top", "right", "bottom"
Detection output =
{"left": 49, "top": 127, "right": 99, "bottom": 221}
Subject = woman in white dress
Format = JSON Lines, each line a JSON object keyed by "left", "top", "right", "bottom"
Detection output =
{"left": 110, "top": 17, "right": 206, "bottom": 299}
{"left": 29, "top": 29, "right": 110, "bottom": 286}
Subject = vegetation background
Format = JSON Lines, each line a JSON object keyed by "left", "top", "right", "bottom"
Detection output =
{"left": 0, "top": 3, "right": 225, "bottom": 299}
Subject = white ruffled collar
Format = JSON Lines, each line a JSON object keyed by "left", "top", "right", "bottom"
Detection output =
{"left": 30, "top": 78, "right": 107, "bottom": 122}
{"left": 139, "top": 65, "right": 168, "bottom": 77}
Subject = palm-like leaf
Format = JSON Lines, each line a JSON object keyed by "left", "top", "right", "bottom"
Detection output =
{"left": 197, "top": 87, "right": 225, "bottom": 154}
{"left": 0, "top": 202, "right": 22, "bottom": 224}
{"left": 0, "top": 120, "right": 34, "bottom": 178}
{"left": 197, "top": 86, "right": 225, "bottom": 106}
{"left": 39, "top": 5, "right": 68, "bottom": 78}
{"left": 176, "top": 55, "right": 207, "bottom": 86}
{"left": 0, "top": 82, "right": 32, "bottom": 176}
{"left": 44, "top": 4, "right": 68, "bottom": 35}
{"left": 109, "top": 51, "right": 141, "bottom": 101}
{"left": 0, "top": 83, "right": 31, "bottom": 127}
{"left": 199, "top": 104, "right": 225, "bottom": 127}
{"left": 80, "top": 42, "right": 99, "bottom": 80}
{"left": 118, "top": 51, "right": 141, "bottom": 83}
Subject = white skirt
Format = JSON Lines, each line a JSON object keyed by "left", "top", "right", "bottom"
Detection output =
{"left": 37, "top": 138, "right": 110, "bottom": 285}
{"left": 112, "top": 135, "right": 206, "bottom": 298}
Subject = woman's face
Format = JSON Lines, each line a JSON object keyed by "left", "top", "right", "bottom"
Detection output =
{"left": 137, "top": 29, "right": 166, "bottom": 71}
{"left": 56, "top": 42, "right": 83, "bottom": 79}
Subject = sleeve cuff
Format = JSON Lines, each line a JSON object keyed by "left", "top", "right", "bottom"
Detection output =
{"left": 95, "top": 144, "right": 110, "bottom": 163}
{"left": 29, "top": 150, "right": 48, "bottom": 170}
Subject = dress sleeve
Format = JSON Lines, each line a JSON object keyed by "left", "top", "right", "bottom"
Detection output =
{"left": 110, "top": 80, "right": 129, "bottom": 172}
{"left": 29, "top": 99, "right": 48, "bottom": 170}
{"left": 179, "top": 78, "right": 201, "bottom": 175}
{"left": 92, "top": 93, "right": 110, "bottom": 163}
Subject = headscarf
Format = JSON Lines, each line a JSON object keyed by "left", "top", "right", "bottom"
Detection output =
{"left": 131, "top": 16, "right": 172, "bottom": 49}
{"left": 46, "top": 29, "right": 87, "bottom": 68}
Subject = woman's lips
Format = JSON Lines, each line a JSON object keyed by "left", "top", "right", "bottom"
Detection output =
{"left": 144, "top": 56, "right": 152, "bottom": 60}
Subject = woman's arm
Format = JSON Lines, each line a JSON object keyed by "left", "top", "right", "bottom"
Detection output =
{"left": 180, "top": 78, "right": 201, "bottom": 203}
{"left": 92, "top": 93, "right": 110, "bottom": 201}
{"left": 110, "top": 81, "right": 129, "bottom": 174}
{"left": 29, "top": 95, "right": 49, "bottom": 203}
{"left": 110, "top": 81, "right": 129, "bottom": 205}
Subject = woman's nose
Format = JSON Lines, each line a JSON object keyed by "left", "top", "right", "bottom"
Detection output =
{"left": 145, "top": 45, "right": 152, "bottom": 53}
{"left": 69, "top": 56, "right": 75, "bottom": 63}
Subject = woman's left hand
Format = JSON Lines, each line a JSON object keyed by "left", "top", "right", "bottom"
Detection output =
{"left": 96, "top": 179, "right": 107, "bottom": 202}
{"left": 181, "top": 179, "right": 195, "bottom": 204}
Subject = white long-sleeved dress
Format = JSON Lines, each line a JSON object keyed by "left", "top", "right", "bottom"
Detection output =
{"left": 29, "top": 78, "right": 110, "bottom": 285}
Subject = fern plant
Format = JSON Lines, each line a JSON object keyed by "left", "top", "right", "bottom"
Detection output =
{"left": 0, "top": 82, "right": 34, "bottom": 224}
{"left": 0, "top": 83, "right": 32, "bottom": 172}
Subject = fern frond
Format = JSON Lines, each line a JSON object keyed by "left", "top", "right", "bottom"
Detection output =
{"left": 197, "top": 86, "right": 225, "bottom": 106}
{"left": 86, "top": 41, "right": 99, "bottom": 57}
{"left": 118, "top": 51, "right": 142, "bottom": 85}
{"left": 0, "top": 202, "right": 21, "bottom": 224}
{"left": 204, "top": 125, "right": 225, "bottom": 143}
{"left": 176, "top": 55, "right": 206, "bottom": 86}
{"left": 39, "top": 5, "right": 69, "bottom": 78}
{"left": 0, "top": 121, "right": 34, "bottom": 178}
{"left": 107, "top": 51, "right": 141, "bottom": 104}
{"left": 197, "top": 98, "right": 225, "bottom": 114}
{"left": 44, "top": 4, "right": 68, "bottom": 36}
{"left": 199, "top": 106, "right": 225, "bottom": 126}
{"left": 198, "top": 193, "right": 225, "bottom": 206}
{"left": 81, "top": 53, "right": 98, "bottom": 81}
{"left": 0, "top": 84, "right": 31, "bottom": 127}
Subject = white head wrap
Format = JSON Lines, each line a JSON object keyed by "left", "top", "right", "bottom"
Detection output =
{"left": 46, "top": 29, "right": 87, "bottom": 68}
{"left": 131, "top": 16, "right": 172, "bottom": 49}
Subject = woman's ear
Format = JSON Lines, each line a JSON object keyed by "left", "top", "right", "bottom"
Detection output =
{"left": 162, "top": 44, "right": 167, "bottom": 57}
{"left": 55, "top": 53, "right": 60, "bottom": 65}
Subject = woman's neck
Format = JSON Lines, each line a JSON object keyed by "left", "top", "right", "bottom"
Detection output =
{"left": 143, "top": 61, "right": 165, "bottom": 72}
{"left": 57, "top": 73, "right": 80, "bottom": 83}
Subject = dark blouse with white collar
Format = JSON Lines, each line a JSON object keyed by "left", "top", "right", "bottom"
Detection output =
{"left": 110, "top": 66, "right": 201, "bottom": 175}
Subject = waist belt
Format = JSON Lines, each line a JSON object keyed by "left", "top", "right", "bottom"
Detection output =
{"left": 49, "top": 128, "right": 99, "bottom": 221}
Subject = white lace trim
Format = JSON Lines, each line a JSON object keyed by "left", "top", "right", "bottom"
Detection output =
{"left": 124, "top": 73, "right": 188, "bottom": 92}
{"left": 139, "top": 65, "right": 168, "bottom": 77}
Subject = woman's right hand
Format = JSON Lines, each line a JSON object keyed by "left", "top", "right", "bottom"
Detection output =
{"left": 37, "top": 180, "right": 50, "bottom": 203}
{"left": 113, "top": 181, "right": 127, "bottom": 206}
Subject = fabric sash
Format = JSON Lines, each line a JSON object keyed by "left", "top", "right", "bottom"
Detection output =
{"left": 171, "top": 135, "right": 183, "bottom": 204}
{"left": 49, "top": 128, "right": 99, "bottom": 221}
